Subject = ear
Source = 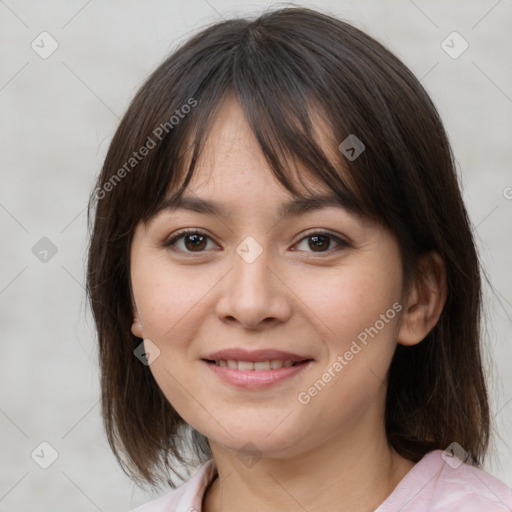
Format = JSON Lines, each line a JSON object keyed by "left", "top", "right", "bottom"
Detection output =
{"left": 397, "top": 251, "right": 447, "bottom": 346}
{"left": 131, "top": 309, "right": 143, "bottom": 338}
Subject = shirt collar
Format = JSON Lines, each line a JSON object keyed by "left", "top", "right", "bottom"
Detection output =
{"left": 176, "top": 459, "right": 218, "bottom": 512}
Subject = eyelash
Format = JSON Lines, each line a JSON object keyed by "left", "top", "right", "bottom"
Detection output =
{"left": 163, "top": 229, "right": 351, "bottom": 256}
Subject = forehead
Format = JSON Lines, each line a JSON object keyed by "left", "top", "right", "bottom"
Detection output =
{"left": 173, "top": 95, "right": 349, "bottom": 197}
{"left": 146, "top": 92, "right": 371, "bottom": 227}
{"left": 153, "top": 192, "right": 360, "bottom": 224}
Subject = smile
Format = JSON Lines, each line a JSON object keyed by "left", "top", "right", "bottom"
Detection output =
{"left": 209, "top": 359, "right": 303, "bottom": 370}
{"left": 203, "top": 359, "right": 313, "bottom": 388}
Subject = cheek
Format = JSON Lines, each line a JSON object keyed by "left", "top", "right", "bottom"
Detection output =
{"left": 130, "top": 254, "right": 218, "bottom": 427}
{"left": 287, "top": 259, "right": 403, "bottom": 349}
{"left": 289, "top": 273, "right": 402, "bottom": 436}
{"left": 131, "top": 254, "right": 220, "bottom": 343}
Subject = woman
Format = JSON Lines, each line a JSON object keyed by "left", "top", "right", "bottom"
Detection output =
{"left": 87, "top": 7, "right": 512, "bottom": 511}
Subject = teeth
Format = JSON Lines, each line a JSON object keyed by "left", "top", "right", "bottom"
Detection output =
{"left": 238, "top": 361, "right": 254, "bottom": 371}
{"left": 215, "top": 359, "right": 300, "bottom": 370}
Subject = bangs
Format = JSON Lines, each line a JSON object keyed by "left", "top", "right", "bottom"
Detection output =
{"left": 133, "top": 20, "right": 395, "bottom": 226}
{"left": 145, "top": 90, "right": 369, "bottom": 224}
{"left": 104, "top": 10, "right": 431, "bottom": 250}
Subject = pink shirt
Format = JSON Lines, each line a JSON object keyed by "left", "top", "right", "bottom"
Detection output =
{"left": 130, "top": 450, "right": 512, "bottom": 511}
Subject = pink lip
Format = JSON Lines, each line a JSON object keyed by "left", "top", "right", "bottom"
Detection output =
{"left": 202, "top": 348, "right": 312, "bottom": 362}
{"left": 203, "top": 360, "right": 313, "bottom": 389}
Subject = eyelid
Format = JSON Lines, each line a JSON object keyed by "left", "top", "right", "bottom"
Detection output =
{"left": 163, "top": 228, "right": 351, "bottom": 255}
{"left": 163, "top": 229, "right": 219, "bottom": 253}
{"left": 291, "top": 229, "right": 351, "bottom": 254}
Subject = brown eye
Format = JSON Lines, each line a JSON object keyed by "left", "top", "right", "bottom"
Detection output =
{"left": 183, "top": 233, "right": 207, "bottom": 251}
{"left": 293, "top": 231, "right": 349, "bottom": 254}
{"left": 308, "top": 234, "right": 331, "bottom": 252}
{"left": 164, "top": 230, "right": 217, "bottom": 254}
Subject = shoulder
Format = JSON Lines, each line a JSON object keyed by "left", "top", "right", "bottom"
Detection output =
{"left": 377, "top": 450, "right": 512, "bottom": 511}
{"left": 129, "top": 459, "right": 217, "bottom": 512}
{"left": 438, "top": 457, "right": 512, "bottom": 510}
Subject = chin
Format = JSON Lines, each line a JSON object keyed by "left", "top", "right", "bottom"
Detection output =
{"left": 207, "top": 421, "right": 305, "bottom": 457}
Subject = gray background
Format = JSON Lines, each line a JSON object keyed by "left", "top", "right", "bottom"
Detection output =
{"left": 1, "top": 0, "right": 511, "bottom": 510}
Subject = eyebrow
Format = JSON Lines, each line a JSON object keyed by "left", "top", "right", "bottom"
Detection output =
{"left": 155, "top": 193, "right": 356, "bottom": 220}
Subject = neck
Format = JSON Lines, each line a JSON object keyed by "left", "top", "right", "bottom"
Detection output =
{"left": 202, "top": 417, "right": 415, "bottom": 512}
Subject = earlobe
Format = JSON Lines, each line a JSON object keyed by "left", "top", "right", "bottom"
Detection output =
{"left": 397, "top": 251, "right": 447, "bottom": 347}
{"left": 131, "top": 311, "right": 143, "bottom": 338}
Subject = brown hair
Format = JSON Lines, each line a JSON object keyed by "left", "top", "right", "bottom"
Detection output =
{"left": 86, "top": 6, "right": 490, "bottom": 488}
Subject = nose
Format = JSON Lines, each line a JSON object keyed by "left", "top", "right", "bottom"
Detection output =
{"left": 214, "top": 243, "right": 292, "bottom": 330}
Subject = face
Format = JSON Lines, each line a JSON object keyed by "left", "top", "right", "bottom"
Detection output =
{"left": 130, "top": 97, "right": 409, "bottom": 459}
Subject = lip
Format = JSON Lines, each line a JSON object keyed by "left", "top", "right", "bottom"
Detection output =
{"left": 202, "top": 348, "right": 312, "bottom": 362}
{"left": 203, "top": 359, "right": 313, "bottom": 389}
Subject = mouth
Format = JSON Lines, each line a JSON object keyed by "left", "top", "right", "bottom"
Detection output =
{"left": 203, "top": 359, "right": 310, "bottom": 370}
{"left": 201, "top": 348, "right": 314, "bottom": 388}
{"left": 201, "top": 348, "right": 313, "bottom": 369}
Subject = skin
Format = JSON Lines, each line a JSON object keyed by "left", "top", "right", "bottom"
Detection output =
{"left": 130, "top": 96, "right": 447, "bottom": 512}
